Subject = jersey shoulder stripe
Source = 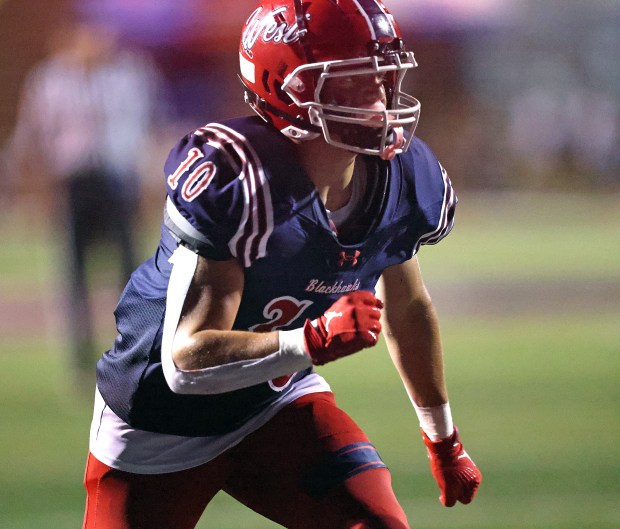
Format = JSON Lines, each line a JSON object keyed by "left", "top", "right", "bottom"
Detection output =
{"left": 196, "top": 123, "right": 275, "bottom": 267}
{"left": 417, "top": 162, "right": 456, "bottom": 247}
{"left": 397, "top": 137, "right": 458, "bottom": 254}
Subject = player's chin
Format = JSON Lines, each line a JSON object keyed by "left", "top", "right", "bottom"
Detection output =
{"left": 328, "top": 123, "right": 401, "bottom": 157}
{"left": 328, "top": 123, "right": 383, "bottom": 150}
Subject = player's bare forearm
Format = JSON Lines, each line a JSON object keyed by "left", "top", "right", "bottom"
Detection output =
{"left": 172, "top": 329, "right": 281, "bottom": 370}
{"left": 171, "top": 254, "right": 283, "bottom": 370}
{"left": 377, "top": 257, "right": 448, "bottom": 407}
{"left": 386, "top": 296, "right": 448, "bottom": 406}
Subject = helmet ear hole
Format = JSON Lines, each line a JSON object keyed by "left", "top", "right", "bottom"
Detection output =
{"left": 260, "top": 69, "right": 292, "bottom": 105}
{"left": 261, "top": 70, "right": 271, "bottom": 94}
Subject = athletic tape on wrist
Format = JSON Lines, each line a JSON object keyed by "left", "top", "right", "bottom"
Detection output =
{"left": 411, "top": 401, "right": 454, "bottom": 442}
{"left": 278, "top": 327, "right": 312, "bottom": 362}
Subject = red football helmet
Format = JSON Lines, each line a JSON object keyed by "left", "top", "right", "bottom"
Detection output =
{"left": 239, "top": 0, "right": 420, "bottom": 158}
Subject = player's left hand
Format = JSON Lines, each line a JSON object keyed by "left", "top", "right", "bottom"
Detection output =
{"left": 422, "top": 427, "right": 482, "bottom": 507}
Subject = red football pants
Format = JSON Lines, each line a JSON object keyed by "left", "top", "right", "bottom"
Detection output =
{"left": 83, "top": 392, "right": 410, "bottom": 529}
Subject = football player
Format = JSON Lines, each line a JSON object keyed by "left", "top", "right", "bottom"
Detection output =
{"left": 82, "top": 1, "right": 481, "bottom": 528}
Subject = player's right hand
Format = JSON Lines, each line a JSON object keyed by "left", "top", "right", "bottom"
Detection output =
{"left": 303, "top": 291, "right": 383, "bottom": 365}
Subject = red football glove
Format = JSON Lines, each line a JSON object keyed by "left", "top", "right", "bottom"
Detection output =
{"left": 423, "top": 427, "right": 482, "bottom": 507}
{"left": 303, "top": 291, "right": 383, "bottom": 365}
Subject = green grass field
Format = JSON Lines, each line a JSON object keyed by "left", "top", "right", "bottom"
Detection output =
{"left": 1, "top": 191, "right": 618, "bottom": 528}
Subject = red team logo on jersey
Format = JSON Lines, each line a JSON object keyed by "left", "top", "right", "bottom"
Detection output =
{"left": 338, "top": 250, "right": 361, "bottom": 267}
{"left": 249, "top": 295, "right": 314, "bottom": 391}
{"left": 250, "top": 296, "right": 313, "bottom": 333}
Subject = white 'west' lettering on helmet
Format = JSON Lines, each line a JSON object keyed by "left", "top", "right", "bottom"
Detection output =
{"left": 241, "top": 7, "right": 299, "bottom": 53}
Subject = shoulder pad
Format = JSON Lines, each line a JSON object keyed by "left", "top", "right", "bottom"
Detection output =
{"left": 400, "top": 138, "right": 457, "bottom": 248}
{"left": 163, "top": 120, "right": 276, "bottom": 266}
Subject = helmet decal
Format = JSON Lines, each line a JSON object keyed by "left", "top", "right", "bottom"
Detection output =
{"left": 351, "top": 0, "right": 398, "bottom": 40}
{"left": 242, "top": 7, "right": 299, "bottom": 55}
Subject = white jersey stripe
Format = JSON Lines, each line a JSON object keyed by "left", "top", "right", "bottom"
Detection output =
{"left": 423, "top": 170, "right": 455, "bottom": 245}
{"left": 209, "top": 123, "right": 275, "bottom": 262}
{"left": 207, "top": 126, "right": 264, "bottom": 266}
{"left": 202, "top": 123, "right": 274, "bottom": 267}
{"left": 415, "top": 163, "right": 456, "bottom": 252}
{"left": 202, "top": 127, "right": 254, "bottom": 264}
{"left": 196, "top": 129, "right": 253, "bottom": 262}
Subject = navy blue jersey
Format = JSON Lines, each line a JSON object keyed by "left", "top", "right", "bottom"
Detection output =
{"left": 96, "top": 116, "right": 456, "bottom": 436}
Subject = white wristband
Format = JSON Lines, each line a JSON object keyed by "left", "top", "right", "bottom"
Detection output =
{"left": 278, "top": 327, "right": 312, "bottom": 362}
{"left": 411, "top": 401, "right": 454, "bottom": 442}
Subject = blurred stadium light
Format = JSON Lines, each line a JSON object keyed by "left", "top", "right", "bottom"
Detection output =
{"left": 391, "top": 0, "right": 520, "bottom": 32}
{"left": 460, "top": 0, "right": 620, "bottom": 188}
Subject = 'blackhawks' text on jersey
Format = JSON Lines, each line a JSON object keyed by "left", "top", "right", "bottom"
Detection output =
{"left": 96, "top": 116, "right": 456, "bottom": 436}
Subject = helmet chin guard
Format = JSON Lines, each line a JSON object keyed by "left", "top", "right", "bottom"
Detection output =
{"left": 239, "top": 0, "right": 421, "bottom": 157}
